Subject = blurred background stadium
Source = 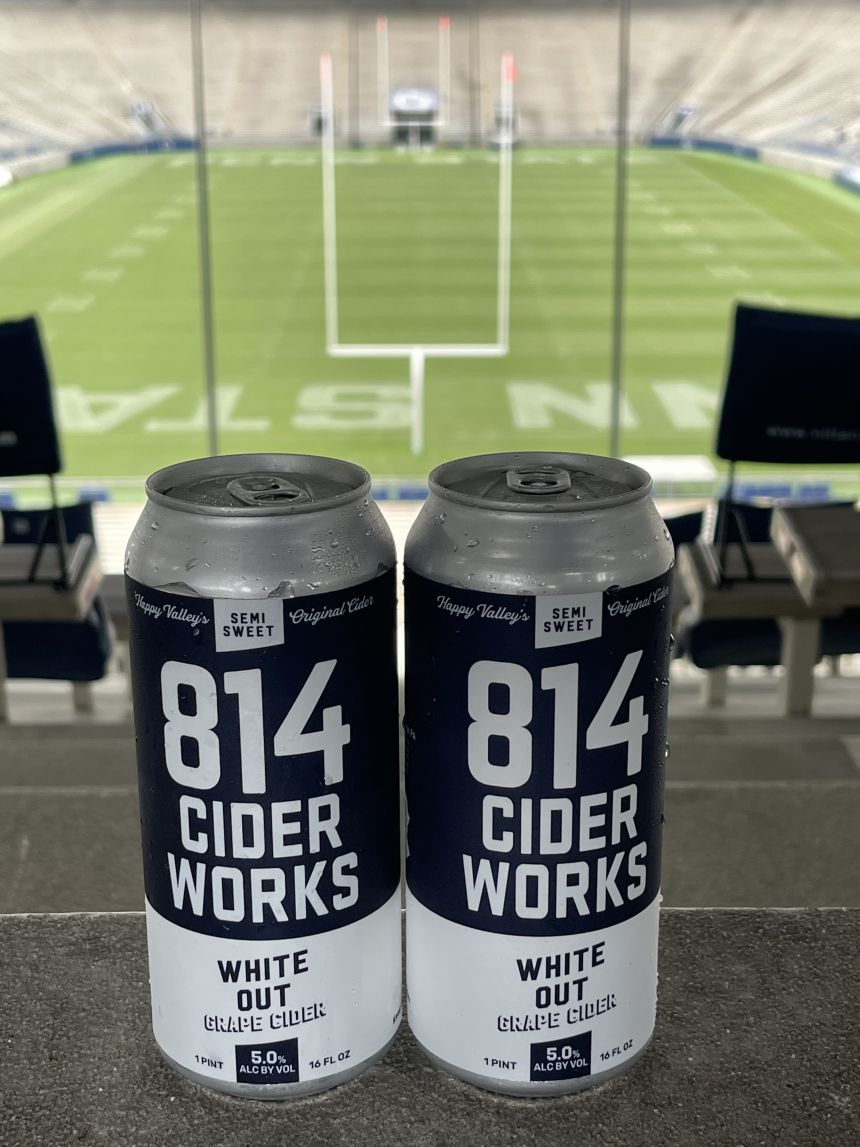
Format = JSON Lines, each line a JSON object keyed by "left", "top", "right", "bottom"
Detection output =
{"left": 1, "top": 0, "right": 859, "bottom": 525}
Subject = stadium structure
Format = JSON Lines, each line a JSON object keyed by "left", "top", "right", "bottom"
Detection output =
{"left": 0, "top": 0, "right": 859, "bottom": 512}
{"left": 2, "top": 1, "right": 860, "bottom": 154}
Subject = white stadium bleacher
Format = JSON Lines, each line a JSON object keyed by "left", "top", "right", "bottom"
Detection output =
{"left": 0, "top": 0, "right": 858, "bottom": 154}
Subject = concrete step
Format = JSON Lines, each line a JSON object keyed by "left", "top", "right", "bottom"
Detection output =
{"left": 0, "top": 736, "right": 136, "bottom": 786}
{"left": 2, "top": 727, "right": 858, "bottom": 785}
{"left": 1, "top": 782, "right": 857, "bottom": 914}
{"left": 661, "top": 783, "right": 860, "bottom": 908}
{"left": 667, "top": 733, "right": 860, "bottom": 780}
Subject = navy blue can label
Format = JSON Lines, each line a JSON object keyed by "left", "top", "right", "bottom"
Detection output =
{"left": 404, "top": 568, "right": 672, "bottom": 1085}
{"left": 127, "top": 571, "right": 401, "bottom": 1088}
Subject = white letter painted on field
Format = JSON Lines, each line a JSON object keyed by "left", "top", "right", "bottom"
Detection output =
{"left": 507, "top": 382, "right": 637, "bottom": 430}
{"left": 653, "top": 382, "right": 719, "bottom": 429}
{"left": 293, "top": 384, "right": 410, "bottom": 430}
{"left": 146, "top": 385, "right": 270, "bottom": 433}
{"left": 56, "top": 386, "right": 178, "bottom": 432}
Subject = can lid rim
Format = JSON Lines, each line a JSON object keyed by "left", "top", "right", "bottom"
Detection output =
{"left": 145, "top": 453, "right": 372, "bottom": 515}
{"left": 428, "top": 452, "right": 653, "bottom": 512}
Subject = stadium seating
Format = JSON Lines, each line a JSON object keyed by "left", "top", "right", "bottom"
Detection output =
{"left": 676, "top": 499, "right": 860, "bottom": 686}
{"left": 1, "top": 2, "right": 859, "bottom": 153}
{"left": 1, "top": 502, "right": 113, "bottom": 707}
{"left": 663, "top": 508, "right": 704, "bottom": 628}
{"left": 673, "top": 301, "right": 860, "bottom": 696}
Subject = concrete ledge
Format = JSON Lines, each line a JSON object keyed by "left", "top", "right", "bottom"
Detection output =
{"left": 0, "top": 910, "right": 856, "bottom": 1146}
{"left": 4, "top": 783, "right": 858, "bottom": 913}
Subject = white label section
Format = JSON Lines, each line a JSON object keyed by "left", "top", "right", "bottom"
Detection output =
{"left": 406, "top": 891, "right": 659, "bottom": 1085}
{"left": 214, "top": 599, "right": 284, "bottom": 652}
{"left": 146, "top": 890, "right": 402, "bottom": 1086}
{"left": 534, "top": 593, "right": 603, "bottom": 648}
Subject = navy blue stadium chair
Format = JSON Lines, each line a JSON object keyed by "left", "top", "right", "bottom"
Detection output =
{"left": 663, "top": 509, "right": 705, "bottom": 639}
{"left": 663, "top": 509, "right": 704, "bottom": 548}
{"left": 0, "top": 317, "right": 62, "bottom": 478}
{"left": 0, "top": 315, "right": 70, "bottom": 585}
{"left": 1, "top": 502, "right": 112, "bottom": 686}
{"left": 714, "top": 303, "right": 860, "bottom": 580}
{"left": 710, "top": 499, "right": 773, "bottom": 545}
{"left": 676, "top": 501, "right": 860, "bottom": 672}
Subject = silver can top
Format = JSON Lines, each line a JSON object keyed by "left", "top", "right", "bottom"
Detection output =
{"left": 146, "top": 453, "right": 371, "bottom": 517}
{"left": 429, "top": 452, "right": 652, "bottom": 513}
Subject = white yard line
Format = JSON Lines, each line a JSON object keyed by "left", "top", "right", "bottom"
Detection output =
{"left": 81, "top": 267, "right": 124, "bottom": 284}
{"left": 0, "top": 158, "right": 155, "bottom": 258}
{"left": 47, "top": 293, "right": 95, "bottom": 313}
{"left": 684, "top": 156, "right": 860, "bottom": 274}
{"left": 107, "top": 244, "right": 145, "bottom": 259}
{"left": 706, "top": 264, "right": 751, "bottom": 280}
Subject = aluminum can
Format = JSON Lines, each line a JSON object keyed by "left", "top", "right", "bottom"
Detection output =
{"left": 404, "top": 452, "right": 673, "bottom": 1095}
{"left": 125, "top": 454, "right": 401, "bottom": 1098}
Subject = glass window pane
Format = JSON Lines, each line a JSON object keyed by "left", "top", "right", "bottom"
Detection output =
{"left": 0, "top": 1, "right": 204, "bottom": 506}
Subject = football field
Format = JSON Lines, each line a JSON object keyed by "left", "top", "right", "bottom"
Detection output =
{"left": 1, "top": 146, "right": 859, "bottom": 496}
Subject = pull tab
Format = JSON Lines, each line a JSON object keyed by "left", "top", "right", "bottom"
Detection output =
{"left": 227, "top": 475, "right": 309, "bottom": 506}
{"left": 505, "top": 466, "right": 572, "bottom": 495}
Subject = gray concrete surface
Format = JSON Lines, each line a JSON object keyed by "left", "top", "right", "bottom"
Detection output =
{"left": 0, "top": 910, "right": 856, "bottom": 1147}
{"left": 667, "top": 734, "right": 859, "bottom": 780}
{"left": 1, "top": 725, "right": 858, "bottom": 913}
{"left": 661, "top": 784, "right": 860, "bottom": 907}
{"left": 0, "top": 791, "right": 140, "bottom": 913}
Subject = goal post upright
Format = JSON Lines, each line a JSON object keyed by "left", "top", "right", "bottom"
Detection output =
{"left": 376, "top": 12, "right": 452, "bottom": 128}
{"left": 320, "top": 49, "right": 515, "bottom": 456}
{"left": 320, "top": 52, "right": 339, "bottom": 350}
{"left": 497, "top": 52, "right": 515, "bottom": 352}
{"left": 409, "top": 346, "right": 426, "bottom": 456}
{"left": 376, "top": 16, "right": 389, "bottom": 128}
{"left": 438, "top": 14, "right": 451, "bottom": 127}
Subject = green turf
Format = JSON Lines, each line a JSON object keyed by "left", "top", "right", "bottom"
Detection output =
{"left": 1, "top": 147, "right": 859, "bottom": 494}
